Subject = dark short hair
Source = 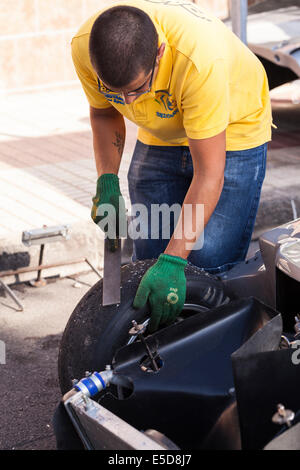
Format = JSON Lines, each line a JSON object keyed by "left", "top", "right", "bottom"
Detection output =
{"left": 89, "top": 6, "right": 158, "bottom": 88}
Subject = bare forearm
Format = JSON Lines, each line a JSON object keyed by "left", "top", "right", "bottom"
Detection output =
{"left": 90, "top": 106, "right": 126, "bottom": 177}
{"left": 164, "top": 174, "right": 224, "bottom": 259}
{"left": 164, "top": 131, "right": 226, "bottom": 259}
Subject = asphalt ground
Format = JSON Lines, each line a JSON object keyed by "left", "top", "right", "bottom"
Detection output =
{"left": 0, "top": 271, "right": 96, "bottom": 450}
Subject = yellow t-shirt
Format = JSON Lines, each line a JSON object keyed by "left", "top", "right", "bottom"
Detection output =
{"left": 71, "top": 0, "right": 272, "bottom": 151}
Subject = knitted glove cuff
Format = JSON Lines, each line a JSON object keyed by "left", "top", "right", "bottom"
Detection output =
{"left": 97, "top": 173, "right": 120, "bottom": 194}
{"left": 157, "top": 253, "right": 187, "bottom": 270}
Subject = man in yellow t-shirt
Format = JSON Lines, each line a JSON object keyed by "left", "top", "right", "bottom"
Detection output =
{"left": 72, "top": 0, "right": 272, "bottom": 332}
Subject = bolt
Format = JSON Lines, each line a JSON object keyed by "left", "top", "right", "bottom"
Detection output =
{"left": 82, "top": 393, "right": 91, "bottom": 411}
{"left": 272, "top": 404, "right": 295, "bottom": 427}
{"left": 129, "top": 320, "right": 146, "bottom": 336}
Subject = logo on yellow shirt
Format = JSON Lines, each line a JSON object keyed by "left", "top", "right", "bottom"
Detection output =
{"left": 155, "top": 91, "right": 178, "bottom": 119}
{"left": 104, "top": 93, "right": 125, "bottom": 105}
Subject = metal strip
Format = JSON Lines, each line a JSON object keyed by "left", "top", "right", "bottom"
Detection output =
{"left": 102, "top": 238, "right": 121, "bottom": 306}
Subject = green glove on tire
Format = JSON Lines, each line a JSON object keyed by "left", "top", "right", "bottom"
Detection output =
{"left": 91, "top": 173, "right": 126, "bottom": 251}
{"left": 133, "top": 253, "right": 187, "bottom": 333}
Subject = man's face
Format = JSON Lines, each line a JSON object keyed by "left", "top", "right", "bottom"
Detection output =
{"left": 100, "top": 43, "right": 165, "bottom": 105}
{"left": 102, "top": 65, "right": 156, "bottom": 104}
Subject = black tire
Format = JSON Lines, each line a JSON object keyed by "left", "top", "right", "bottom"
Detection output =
{"left": 58, "top": 260, "right": 230, "bottom": 394}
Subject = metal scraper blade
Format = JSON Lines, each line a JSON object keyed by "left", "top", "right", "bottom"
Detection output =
{"left": 102, "top": 237, "right": 121, "bottom": 306}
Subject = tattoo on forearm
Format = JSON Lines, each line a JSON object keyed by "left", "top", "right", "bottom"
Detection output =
{"left": 112, "top": 131, "right": 125, "bottom": 157}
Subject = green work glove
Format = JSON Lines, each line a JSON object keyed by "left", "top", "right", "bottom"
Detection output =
{"left": 133, "top": 254, "right": 187, "bottom": 333}
{"left": 91, "top": 173, "right": 126, "bottom": 251}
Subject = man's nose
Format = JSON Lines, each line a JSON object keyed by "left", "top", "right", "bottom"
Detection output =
{"left": 123, "top": 94, "right": 136, "bottom": 105}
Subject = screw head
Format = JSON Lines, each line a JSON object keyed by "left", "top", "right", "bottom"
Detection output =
{"left": 272, "top": 403, "right": 295, "bottom": 426}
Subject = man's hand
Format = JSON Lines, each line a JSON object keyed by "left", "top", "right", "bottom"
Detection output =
{"left": 133, "top": 254, "right": 187, "bottom": 333}
{"left": 91, "top": 173, "right": 126, "bottom": 251}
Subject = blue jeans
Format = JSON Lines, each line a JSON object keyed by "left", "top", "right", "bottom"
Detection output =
{"left": 128, "top": 141, "right": 267, "bottom": 274}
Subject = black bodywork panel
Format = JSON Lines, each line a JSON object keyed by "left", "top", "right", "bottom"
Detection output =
{"left": 99, "top": 298, "right": 283, "bottom": 449}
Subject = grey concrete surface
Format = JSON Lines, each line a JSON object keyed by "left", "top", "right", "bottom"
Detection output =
{"left": 0, "top": 271, "right": 98, "bottom": 450}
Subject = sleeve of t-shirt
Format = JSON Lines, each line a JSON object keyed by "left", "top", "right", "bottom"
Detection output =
{"left": 71, "top": 38, "right": 112, "bottom": 109}
{"left": 182, "top": 58, "right": 230, "bottom": 140}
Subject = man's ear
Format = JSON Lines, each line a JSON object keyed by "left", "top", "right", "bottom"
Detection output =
{"left": 157, "top": 42, "right": 166, "bottom": 63}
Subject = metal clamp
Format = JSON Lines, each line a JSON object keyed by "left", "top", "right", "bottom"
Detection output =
{"left": 74, "top": 367, "right": 113, "bottom": 398}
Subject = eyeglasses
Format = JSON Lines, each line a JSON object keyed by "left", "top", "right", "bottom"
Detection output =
{"left": 98, "top": 55, "right": 156, "bottom": 98}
